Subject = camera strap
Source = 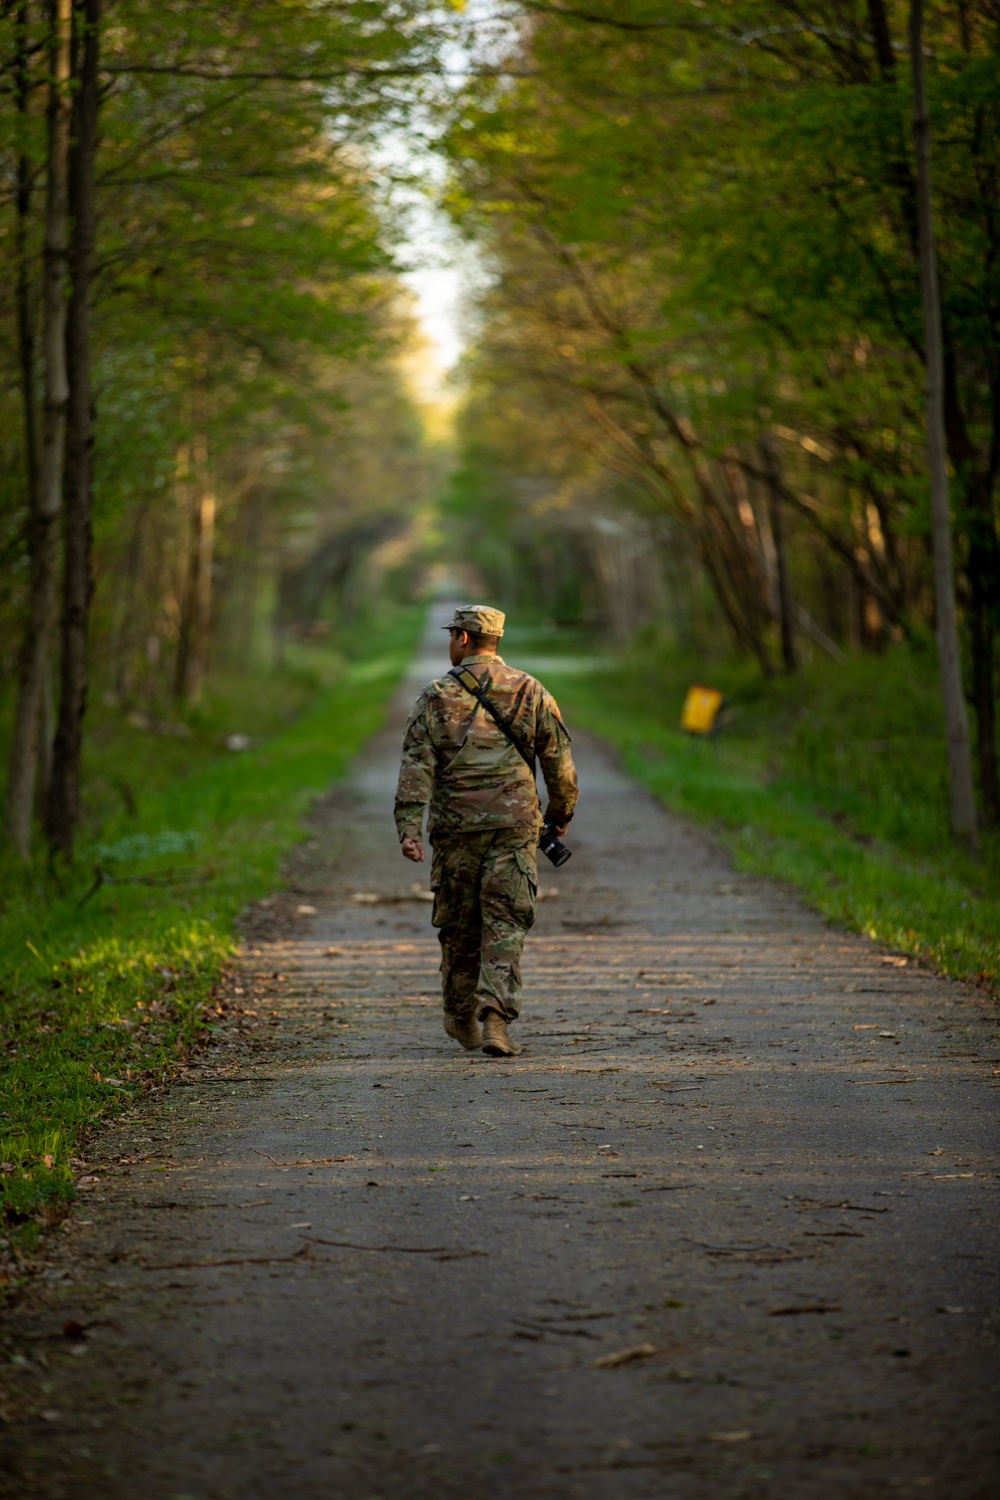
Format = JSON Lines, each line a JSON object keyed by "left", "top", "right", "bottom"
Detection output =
{"left": 448, "top": 666, "right": 536, "bottom": 773}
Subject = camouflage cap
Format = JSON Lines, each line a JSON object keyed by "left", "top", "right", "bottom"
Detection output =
{"left": 442, "top": 604, "right": 506, "bottom": 637}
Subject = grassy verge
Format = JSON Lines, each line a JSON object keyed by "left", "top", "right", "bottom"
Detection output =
{"left": 0, "top": 608, "right": 421, "bottom": 1248}
{"left": 530, "top": 631, "right": 1000, "bottom": 999}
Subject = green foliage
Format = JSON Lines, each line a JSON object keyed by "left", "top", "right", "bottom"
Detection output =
{"left": 0, "top": 0, "right": 446, "bottom": 689}
{"left": 540, "top": 636, "right": 1000, "bottom": 996}
{"left": 0, "top": 924, "right": 228, "bottom": 1241}
{"left": 0, "top": 608, "right": 421, "bottom": 1240}
{"left": 444, "top": 0, "right": 999, "bottom": 809}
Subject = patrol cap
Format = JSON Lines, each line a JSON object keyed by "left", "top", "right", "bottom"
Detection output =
{"left": 442, "top": 604, "right": 505, "bottom": 637}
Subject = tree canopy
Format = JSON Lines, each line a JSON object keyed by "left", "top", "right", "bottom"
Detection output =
{"left": 443, "top": 0, "right": 999, "bottom": 827}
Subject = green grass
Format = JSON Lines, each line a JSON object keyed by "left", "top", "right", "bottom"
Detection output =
{"left": 0, "top": 608, "right": 421, "bottom": 1246}
{"left": 533, "top": 633, "right": 1000, "bottom": 999}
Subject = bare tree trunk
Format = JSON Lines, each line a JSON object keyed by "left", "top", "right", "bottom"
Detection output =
{"left": 47, "top": 0, "right": 100, "bottom": 859}
{"left": 231, "top": 493, "right": 263, "bottom": 672}
{"left": 189, "top": 487, "right": 216, "bottom": 704}
{"left": 14, "top": 3, "right": 39, "bottom": 513}
{"left": 37, "top": 660, "right": 55, "bottom": 808}
{"left": 866, "top": 0, "right": 897, "bottom": 78}
{"left": 4, "top": 0, "right": 73, "bottom": 863}
{"left": 173, "top": 436, "right": 215, "bottom": 706}
{"left": 108, "top": 499, "right": 147, "bottom": 695}
{"left": 910, "top": 0, "right": 978, "bottom": 853}
{"left": 966, "top": 514, "right": 999, "bottom": 824}
{"left": 759, "top": 435, "right": 797, "bottom": 673}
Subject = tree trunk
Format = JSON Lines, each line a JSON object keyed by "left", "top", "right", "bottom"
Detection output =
{"left": 967, "top": 501, "right": 999, "bottom": 824}
{"left": 14, "top": 3, "right": 39, "bottom": 512}
{"left": 909, "top": 0, "right": 978, "bottom": 852}
{"left": 46, "top": 0, "right": 101, "bottom": 860}
{"left": 4, "top": 0, "right": 73, "bottom": 863}
{"left": 940, "top": 330, "right": 999, "bottom": 824}
{"left": 190, "top": 488, "right": 216, "bottom": 704}
{"left": 173, "top": 436, "right": 215, "bottom": 706}
{"left": 759, "top": 435, "right": 797, "bottom": 673}
{"left": 866, "top": 0, "right": 897, "bottom": 78}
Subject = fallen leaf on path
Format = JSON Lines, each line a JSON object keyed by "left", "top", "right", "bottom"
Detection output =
{"left": 711, "top": 1430, "right": 752, "bottom": 1443}
{"left": 592, "top": 1343, "right": 657, "bottom": 1369}
{"left": 145, "top": 1244, "right": 315, "bottom": 1270}
{"left": 697, "top": 1240, "right": 790, "bottom": 1255}
{"left": 513, "top": 1318, "right": 602, "bottom": 1339}
{"left": 251, "top": 1150, "right": 354, "bottom": 1168}
{"left": 350, "top": 890, "right": 433, "bottom": 904}
{"left": 308, "top": 1236, "right": 488, "bottom": 1259}
{"left": 296, "top": 905, "right": 317, "bottom": 916}
{"left": 767, "top": 1304, "right": 841, "bottom": 1316}
{"left": 792, "top": 1199, "right": 888, "bottom": 1213}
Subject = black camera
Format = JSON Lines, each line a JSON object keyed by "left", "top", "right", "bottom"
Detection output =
{"left": 538, "top": 816, "right": 572, "bottom": 868}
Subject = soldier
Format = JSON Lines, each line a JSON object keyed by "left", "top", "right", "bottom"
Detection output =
{"left": 394, "top": 606, "right": 579, "bottom": 1057}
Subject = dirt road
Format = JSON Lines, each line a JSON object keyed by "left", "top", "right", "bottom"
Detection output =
{"left": 2, "top": 611, "right": 997, "bottom": 1498}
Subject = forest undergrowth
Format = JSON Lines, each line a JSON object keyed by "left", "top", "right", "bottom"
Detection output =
{"left": 0, "top": 609, "right": 421, "bottom": 1254}
{"left": 520, "top": 627, "right": 1000, "bottom": 1000}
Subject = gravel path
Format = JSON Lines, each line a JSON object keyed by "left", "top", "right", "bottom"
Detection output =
{"left": 2, "top": 612, "right": 997, "bottom": 1499}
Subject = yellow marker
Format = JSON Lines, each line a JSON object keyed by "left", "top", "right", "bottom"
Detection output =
{"left": 681, "top": 685, "right": 724, "bottom": 736}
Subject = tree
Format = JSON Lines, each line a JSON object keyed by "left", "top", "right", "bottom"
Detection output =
{"left": 5, "top": 0, "right": 72, "bottom": 862}
{"left": 46, "top": 0, "right": 100, "bottom": 857}
{"left": 444, "top": 0, "right": 999, "bottom": 834}
{"left": 0, "top": 0, "right": 447, "bottom": 859}
{"left": 909, "top": 0, "right": 977, "bottom": 851}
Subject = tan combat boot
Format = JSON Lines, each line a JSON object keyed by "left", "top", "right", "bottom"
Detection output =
{"left": 481, "top": 1010, "right": 522, "bottom": 1057}
{"left": 444, "top": 1013, "right": 482, "bottom": 1051}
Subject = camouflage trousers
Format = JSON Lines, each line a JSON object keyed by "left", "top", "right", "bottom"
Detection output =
{"left": 430, "top": 826, "right": 538, "bottom": 1022}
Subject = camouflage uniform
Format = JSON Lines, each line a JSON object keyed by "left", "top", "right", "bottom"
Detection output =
{"left": 394, "top": 608, "right": 579, "bottom": 1023}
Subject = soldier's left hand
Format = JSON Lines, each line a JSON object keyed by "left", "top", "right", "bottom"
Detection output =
{"left": 401, "top": 837, "right": 425, "bottom": 863}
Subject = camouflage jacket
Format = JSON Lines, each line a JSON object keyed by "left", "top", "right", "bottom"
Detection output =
{"left": 394, "top": 653, "right": 580, "bottom": 842}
